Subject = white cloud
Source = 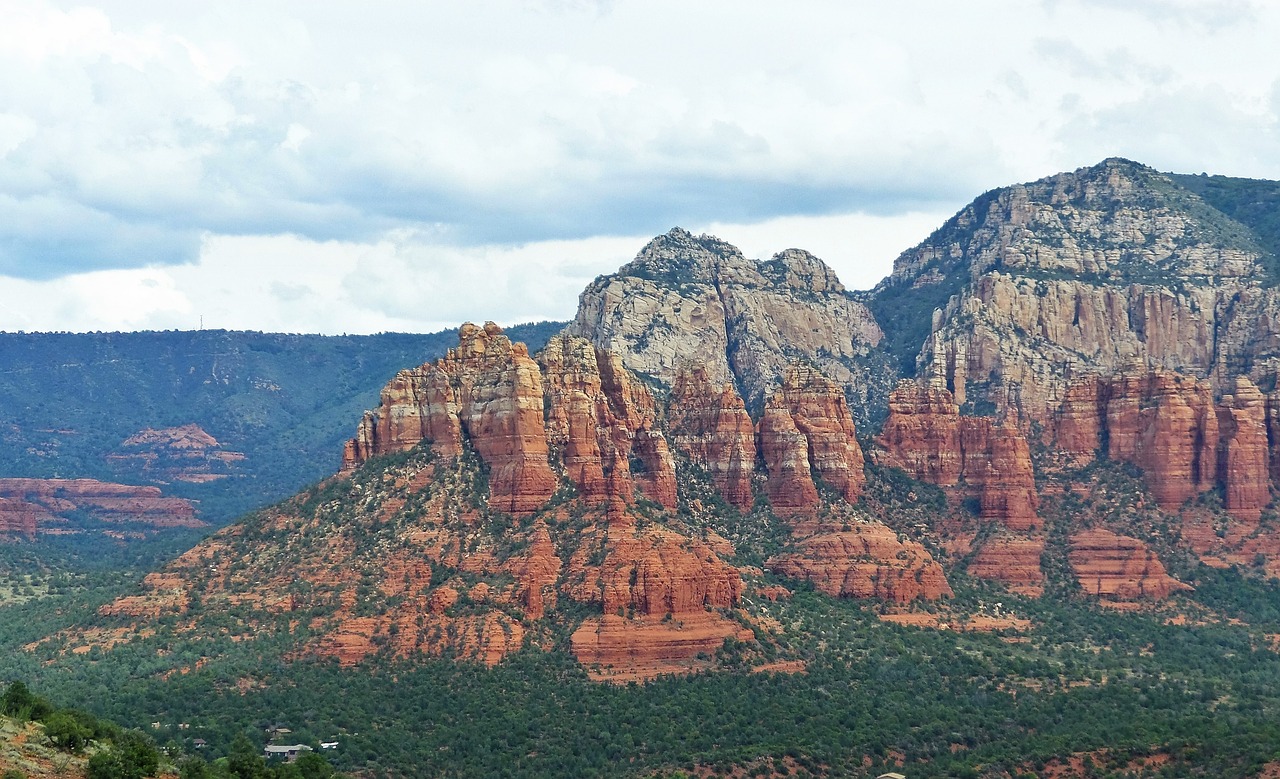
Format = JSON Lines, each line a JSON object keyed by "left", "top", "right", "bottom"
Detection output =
{"left": 690, "top": 211, "right": 954, "bottom": 293}
{"left": 1, "top": 0, "right": 1279, "bottom": 330}
{"left": 0, "top": 218, "right": 944, "bottom": 334}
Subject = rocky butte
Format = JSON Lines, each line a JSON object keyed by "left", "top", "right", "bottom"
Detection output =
{"left": 569, "top": 228, "right": 886, "bottom": 412}
{"left": 66, "top": 158, "right": 1280, "bottom": 678}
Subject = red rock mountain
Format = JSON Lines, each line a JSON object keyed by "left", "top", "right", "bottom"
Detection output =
{"left": 90, "top": 322, "right": 941, "bottom": 680}
{"left": 69, "top": 160, "right": 1280, "bottom": 680}
{"left": 865, "top": 160, "right": 1280, "bottom": 598}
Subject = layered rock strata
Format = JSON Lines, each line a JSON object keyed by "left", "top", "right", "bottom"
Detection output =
{"left": 569, "top": 228, "right": 882, "bottom": 407}
{"left": 539, "top": 335, "right": 679, "bottom": 510}
{"left": 666, "top": 365, "right": 757, "bottom": 511}
{"left": 966, "top": 534, "right": 1046, "bottom": 596}
{"left": 758, "top": 365, "right": 865, "bottom": 513}
{"left": 0, "top": 478, "right": 202, "bottom": 535}
{"left": 345, "top": 326, "right": 683, "bottom": 514}
{"left": 1217, "top": 377, "right": 1270, "bottom": 523}
{"left": 888, "top": 159, "right": 1276, "bottom": 418}
{"left": 1068, "top": 529, "right": 1191, "bottom": 600}
{"left": 344, "top": 322, "right": 558, "bottom": 514}
{"left": 106, "top": 424, "right": 245, "bottom": 484}
{"left": 1049, "top": 371, "right": 1272, "bottom": 521}
{"left": 877, "top": 382, "right": 1039, "bottom": 531}
{"left": 570, "top": 522, "right": 751, "bottom": 678}
{"left": 768, "top": 520, "right": 952, "bottom": 602}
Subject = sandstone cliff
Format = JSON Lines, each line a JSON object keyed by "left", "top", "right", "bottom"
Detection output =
{"left": 539, "top": 334, "right": 679, "bottom": 510}
{"left": 1046, "top": 370, "right": 1272, "bottom": 522}
{"left": 768, "top": 519, "right": 952, "bottom": 603}
{"left": 70, "top": 159, "right": 1280, "bottom": 688}
{"left": 758, "top": 364, "right": 866, "bottom": 513}
{"left": 569, "top": 228, "right": 883, "bottom": 408}
{"left": 966, "top": 534, "right": 1046, "bottom": 597}
{"left": 93, "top": 327, "right": 762, "bottom": 679}
{"left": 877, "top": 382, "right": 1039, "bottom": 532}
{"left": 0, "top": 478, "right": 203, "bottom": 538}
{"left": 878, "top": 159, "right": 1277, "bottom": 418}
{"left": 344, "top": 321, "right": 557, "bottom": 515}
{"left": 1068, "top": 529, "right": 1191, "bottom": 600}
{"left": 666, "top": 364, "right": 757, "bottom": 511}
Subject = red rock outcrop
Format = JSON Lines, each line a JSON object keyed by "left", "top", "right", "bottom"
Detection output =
{"left": 978, "top": 422, "right": 1040, "bottom": 532}
{"left": 758, "top": 365, "right": 865, "bottom": 513}
{"left": 768, "top": 521, "right": 952, "bottom": 602}
{"left": 1048, "top": 371, "right": 1274, "bottom": 520}
{"left": 667, "top": 365, "right": 756, "bottom": 510}
{"left": 1267, "top": 390, "right": 1280, "bottom": 486}
{"left": 966, "top": 534, "right": 1046, "bottom": 596}
{"left": 344, "top": 322, "right": 557, "bottom": 515}
{"left": 539, "top": 334, "right": 678, "bottom": 509}
{"left": 442, "top": 324, "right": 558, "bottom": 515}
{"left": 344, "top": 363, "right": 461, "bottom": 466}
{"left": 106, "top": 424, "right": 245, "bottom": 483}
{"left": 344, "top": 325, "right": 683, "bottom": 516}
{"left": 757, "top": 401, "right": 819, "bottom": 512}
{"left": 503, "top": 524, "right": 563, "bottom": 620}
{"left": 877, "top": 382, "right": 1039, "bottom": 531}
{"left": 0, "top": 478, "right": 202, "bottom": 533}
{"left": 594, "top": 526, "right": 744, "bottom": 615}
{"left": 571, "top": 613, "right": 753, "bottom": 682}
{"left": 1049, "top": 376, "right": 1106, "bottom": 467}
{"left": 569, "top": 521, "right": 750, "bottom": 680}
{"left": 876, "top": 382, "right": 964, "bottom": 484}
{"left": 1107, "top": 372, "right": 1218, "bottom": 509}
{"left": 0, "top": 497, "right": 44, "bottom": 536}
{"left": 1217, "top": 376, "right": 1270, "bottom": 524}
{"left": 1069, "top": 529, "right": 1191, "bottom": 600}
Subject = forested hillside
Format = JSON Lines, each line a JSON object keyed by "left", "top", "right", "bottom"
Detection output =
{"left": 0, "top": 323, "right": 562, "bottom": 525}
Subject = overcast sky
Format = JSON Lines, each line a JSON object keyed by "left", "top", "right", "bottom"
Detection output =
{"left": 1, "top": 0, "right": 1278, "bottom": 334}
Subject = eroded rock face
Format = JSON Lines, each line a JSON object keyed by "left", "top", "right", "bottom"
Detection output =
{"left": 344, "top": 322, "right": 557, "bottom": 515}
{"left": 106, "top": 424, "right": 245, "bottom": 484}
{"left": 344, "top": 363, "right": 461, "bottom": 465}
{"left": 570, "top": 613, "right": 754, "bottom": 682}
{"left": 1047, "top": 370, "right": 1272, "bottom": 520}
{"left": 0, "top": 497, "right": 42, "bottom": 536}
{"left": 1069, "top": 528, "right": 1191, "bottom": 600}
{"left": 569, "top": 228, "right": 882, "bottom": 407}
{"left": 758, "top": 365, "right": 865, "bottom": 513}
{"left": 0, "top": 478, "right": 203, "bottom": 537}
{"left": 877, "top": 382, "right": 1039, "bottom": 531}
{"left": 757, "top": 403, "right": 819, "bottom": 513}
{"left": 592, "top": 526, "right": 744, "bottom": 616}
{"left": 966, "top": 534, "right": 1046, "bottom": 596}
{"left": 666, "top": 365, "right": 757, "bottom": 511}
{"left": 1107, "top": 372, "right": 1218, "bottom": 509}
{"left": 345, "top": 326, "right": 682, "bottom": 515}
{"left": 1218, "top": 376, "right": 1270, "bottom": 524}
{"left": 768, "top": 520, "right": 952, "bottom": 602}
{"left": 539, "top": 334, "right": 678, "bottom": 510}
{"left": 99, "top": 329, "right": 754, "bottom": 676}
{"left": 888, "top": 159, "right": 1273, "bottom": 418}
{"left": 445, "top": 324, "right": 559, "bottom": 515}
